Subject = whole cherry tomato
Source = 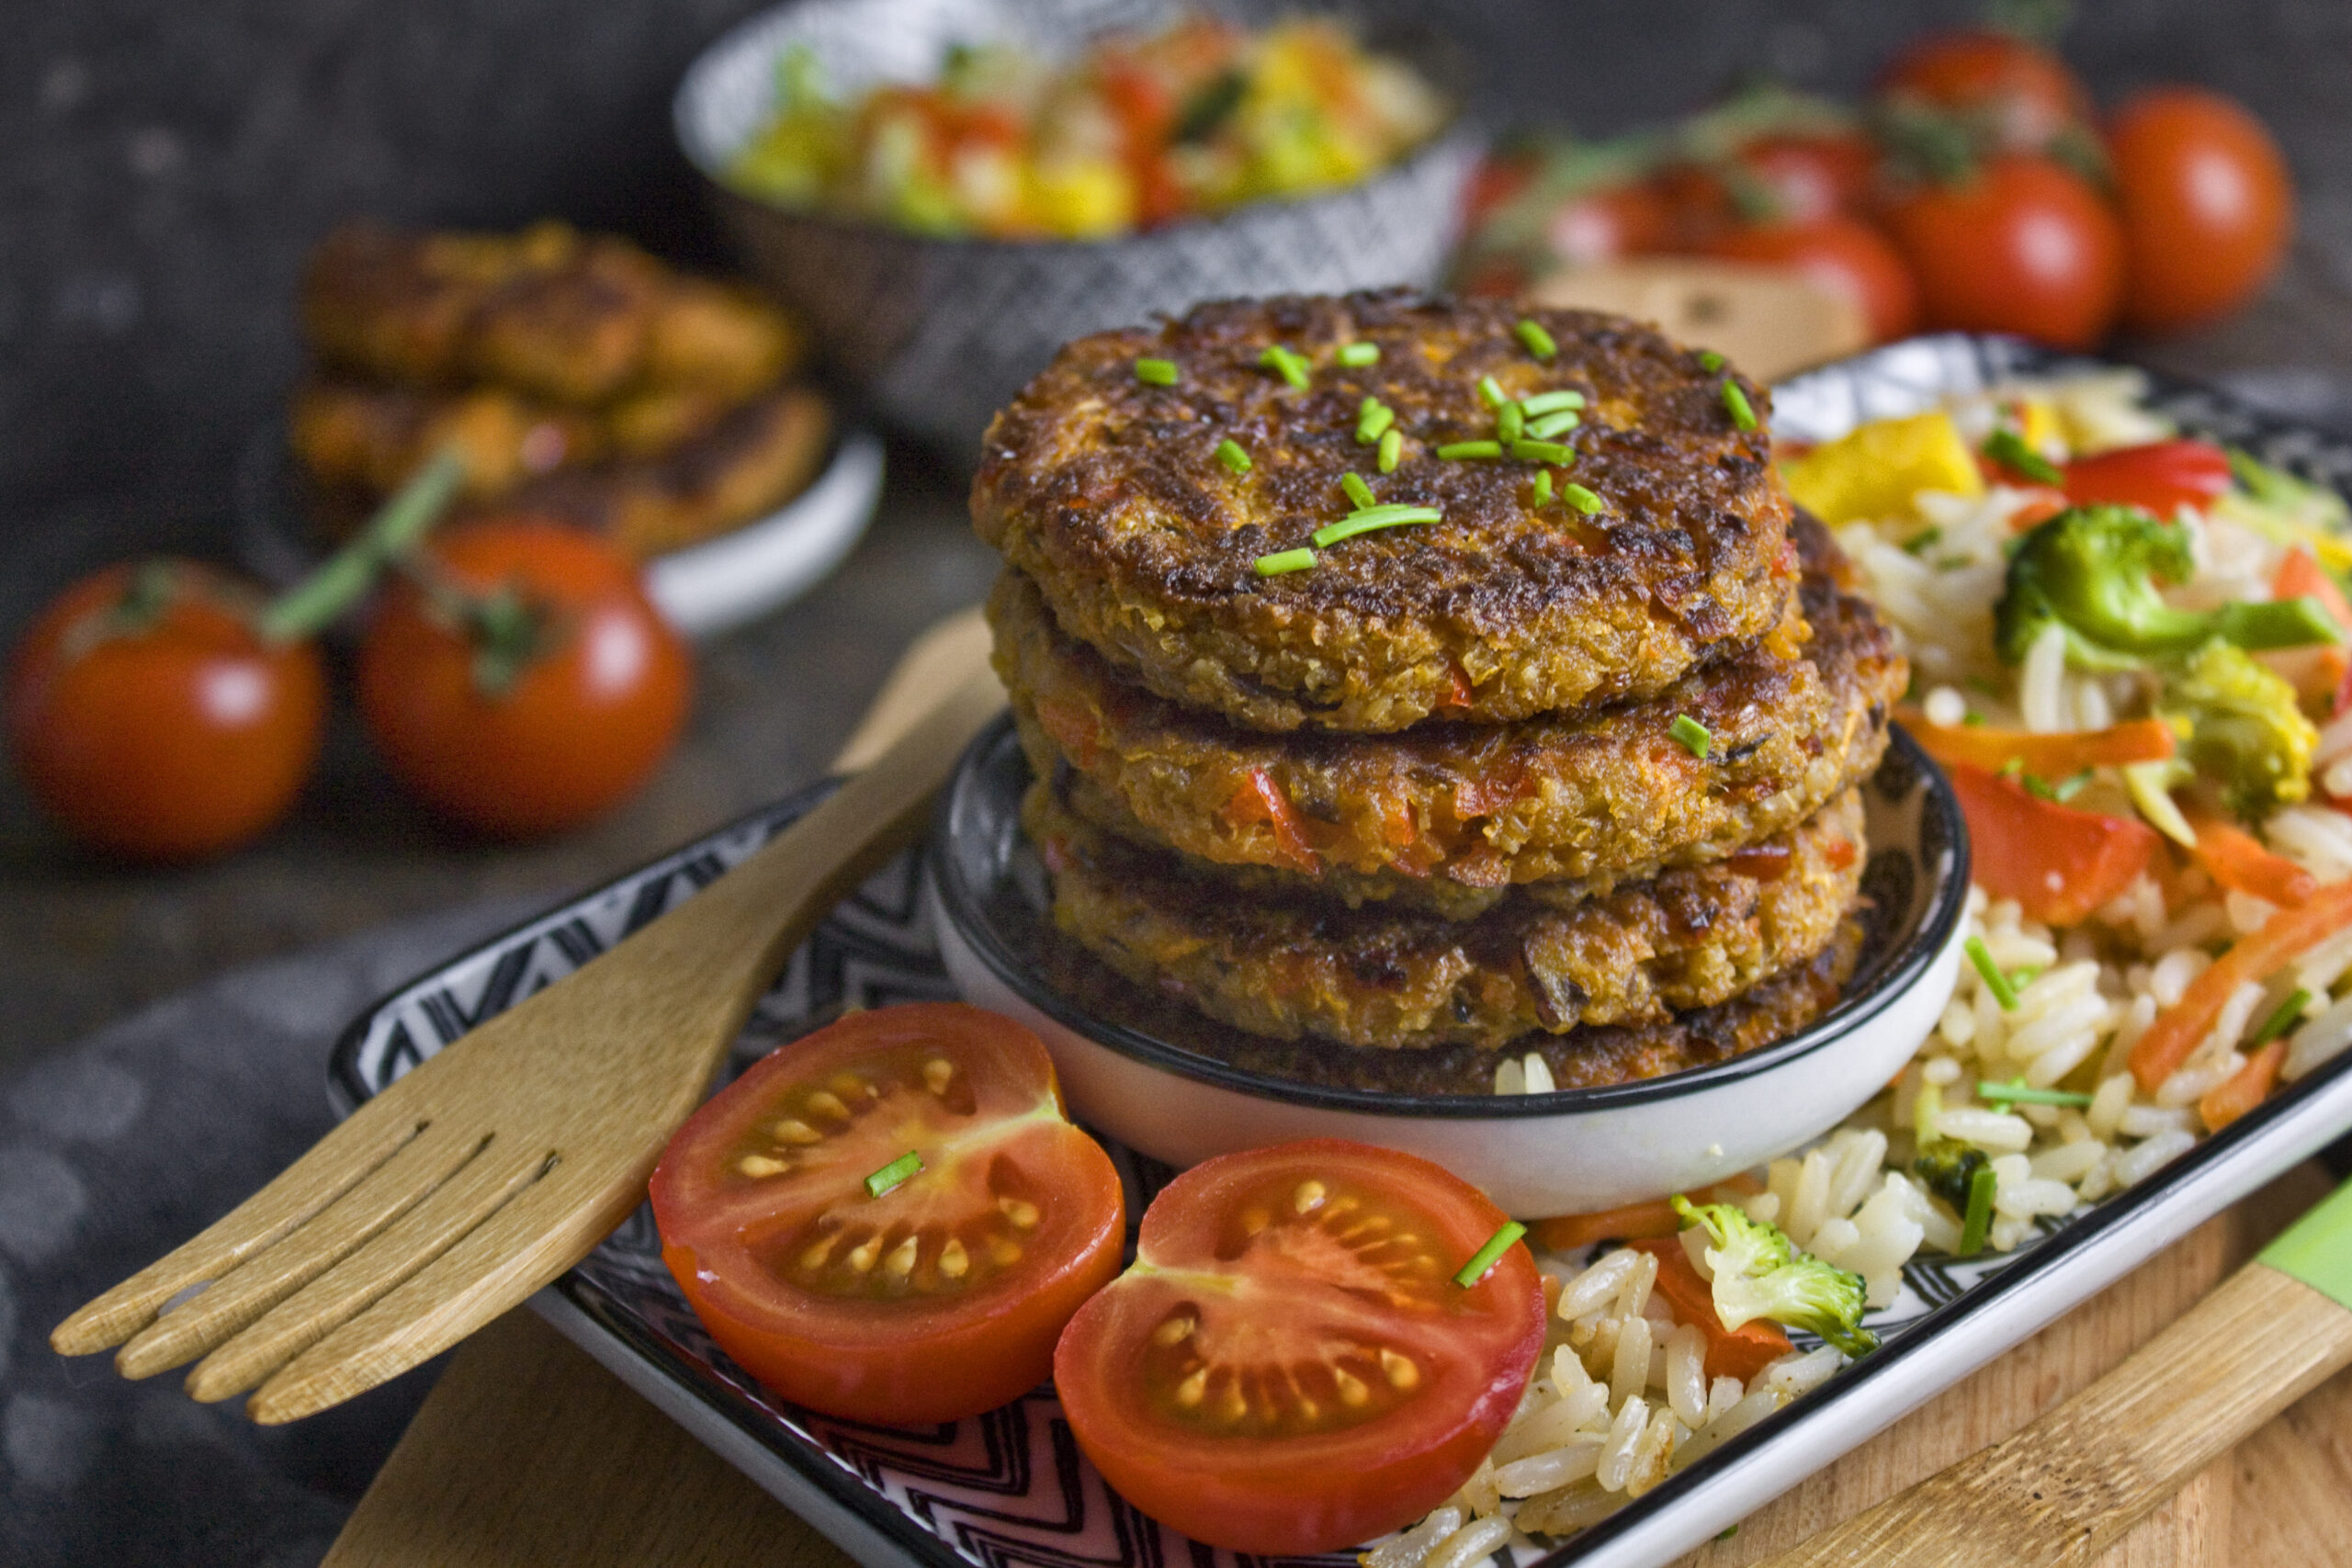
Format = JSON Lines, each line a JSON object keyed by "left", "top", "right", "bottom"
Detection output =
{"left": 1544, "top": 180, "right": 1678, "bottom": 267}
{"left": 356, "top": 521, "right": 691, "bottom": 837}
{"left": 2107, "top": 86, "right": 2295, "bottom": 334}
{"left": 1055, "top": 1139, "right": 1544, "bottom": 1554}
{"left": 651, "top": 1003, "right": 1125, "bottom": 1425}
{"left": 2061, "top": 438, "right": 2236, "bottom": 516}
{"left": 1881, "top": 154, "right": 2124, "bottom": 348}
{"left": 1877, "top": 29, "right": 2093, "bottom": 152}
{"left": 1736, "top": 131, "right": 1879, "bottom": 224}
{"left": 6, "top": 560, "right": 324, "bottom": 862}
{"left": 1707, "top": 215, "right": 1921, "bottom": 344}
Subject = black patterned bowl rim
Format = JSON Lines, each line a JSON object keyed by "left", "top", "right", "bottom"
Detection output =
{"left": 926, "top": 717, "right": 1972, "bottom": 1120}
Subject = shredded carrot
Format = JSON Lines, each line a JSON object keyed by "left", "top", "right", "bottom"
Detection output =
{"left": 2131, "top": 877, "right": 2352, "bottom": 1091}
{"left": 1528, "top": 1175, "right": 1761, "bottom": 1253}
{"left": 2006, "top": 492, "right": 2070, "bottom": 533}
{"left": 2274, "top": 547, "right": 2352, "bottom": 637}
{"left": 1033, "top": 695, "right": 1102, "bottom": 769}
{"left": 1901, "top": 713, "right": 2177, "bottom": 775}
{"left": 1627, "top": 1236, "right": 1793, "bottom": 1383}
{"left": 2200, "top": 1040, "right": 2287, "bottom": 1131}
{"left": 2186, "top": 809, "right": 2318, "bottom": 908}
{"left": 1219, "top": 767, "right": 1320, "bottom": 874}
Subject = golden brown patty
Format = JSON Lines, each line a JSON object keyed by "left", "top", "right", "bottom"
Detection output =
{"left": 1026, "top": 783, "right": 1866, "bottom": 1051}
{"left": 972, "top": 291, "right": 1796, "bottom": 734}
{"left": 995, "top": 515, "right": 1901, "bottom": 912}
{"left": 1031, "top": 914, "right": 1868, "bottom": 1097}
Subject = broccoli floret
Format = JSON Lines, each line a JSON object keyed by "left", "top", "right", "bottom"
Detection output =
{"left": 1912, "top": 1137, "right": 1990, "bottom": 1213}
{"left": 2159, "top": 638, "right": 2320, "bottom": 818}
{"left": 1671, "top": 1196, "right": 1878, "bottom": 1357}
{"left": 1995, "top": 505, "right": 2339, "bottom": 668}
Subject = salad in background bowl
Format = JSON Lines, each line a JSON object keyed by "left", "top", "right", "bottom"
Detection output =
{"left": 673, "top": 0, "right": 1476, "bottom": 457}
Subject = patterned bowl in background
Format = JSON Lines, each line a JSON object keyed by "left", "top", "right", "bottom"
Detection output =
{"left": 673, "top": 0, "right": 1479, "bottom": 463}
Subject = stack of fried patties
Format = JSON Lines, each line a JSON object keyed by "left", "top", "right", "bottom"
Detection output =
{"left": 972, "top": 293, "right": 1905, "bottom": 1091}
{"left": 292, "top": 220, "right": 829, "bottom": 558}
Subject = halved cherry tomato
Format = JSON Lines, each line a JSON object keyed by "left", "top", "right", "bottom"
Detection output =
{"left": 1707, "top": 216, "right": 1920, "bottom": 344}
{"left": 1627, "top": 1235, "right": 1792, "bottom": 1383}
{"left": 1876, "top": 30, "right": 2093, "bottom": 152}
{"left": 1054, "top": 1139, "right": 1544, "bottom": 1554}
{"left": 6, "top": 560, "right": 325, "bottom": 862}
{"left": 650, "top": 1003, "right": 1125, "bottom": 1425}
{"left": 2060, "top": 438, "right": 2235, "bottom": 517}
{"left": 1946, "top": 761, "right": 2160, "bottom": 927}
{"left": 1881, "top": 154, "right": 2123, "bottom": 350}
{"left": 2109, "top": 87, "right": 2295, "bottom": 335}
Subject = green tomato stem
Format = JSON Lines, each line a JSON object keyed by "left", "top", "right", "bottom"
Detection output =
{"left": 257, "top": 448, "right": 466, "bottom": 647}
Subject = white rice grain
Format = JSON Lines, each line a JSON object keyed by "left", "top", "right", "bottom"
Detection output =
{"left": 1424, "top": 1514, "right": 1511, "bottom": 1568}
{"left": 1556, "top": 1251, "right": 1636, "bottom": 1322}
{"left": 1595, "top": 1396, "right": 1649, "bottom": 1492}
{"left": 2287, "top": 992, "right": 2352, "bottom": 1081}
{"left": 2087, "top": 1072, "right": 2136, "bottom": 1140}
{"left": 1935, "top": 1106, "right": 2035, "bottom": 1153}
{"left": 1366, "top": 1507, "right": 1464, "bottom": 1568}
{"left": 1761, "top": 1347, "right": 1843, "bottom": 1400}
{"left": 1610, "top": 1316, "right": 1652, "bottom": 1409}
{"left": 2120, "top": 1102, "right": 2198, "bottom": 1138}
{"left": 2020, "top": 623, "right": 2071, "bottom": 732}
{"left": 1493, "top": 1440, "right": 1603, "bottom": 1498}
{"left": 1665, "top": 1324, "right": 1708, "bottom": 1428}
{"left": 2113, "top": 1128, "right": 2197, "bottom": 1187}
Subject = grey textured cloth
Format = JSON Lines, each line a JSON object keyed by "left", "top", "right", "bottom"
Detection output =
{"left": 0, "top": 897, "right": 539, "bottom": 1568}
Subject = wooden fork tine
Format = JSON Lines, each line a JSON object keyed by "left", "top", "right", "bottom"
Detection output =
{"left": 113, "top": 1118, "right": 492, "bottom": 1380}
{"left": 183, "top": 1137, "right": 554, "bottom": 1405}
{"left": 243, "top": 1151, "right": 655, "bottom": 1424}
{"left": 50, "top": 1096, "right": 435, "bottom": 1356}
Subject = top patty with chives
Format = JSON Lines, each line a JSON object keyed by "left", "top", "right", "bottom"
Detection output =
{"left": 972, "top": 291, "right": 1795, "bottom": 733}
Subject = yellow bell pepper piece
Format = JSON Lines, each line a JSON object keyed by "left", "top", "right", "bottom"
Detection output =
{"left": 1782, "top": 411, "right": 1985, "bottom": 527}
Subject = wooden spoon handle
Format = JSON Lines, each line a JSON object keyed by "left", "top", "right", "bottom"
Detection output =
{"left": 1758, "top": 1180, "right": 2352, "bottom": 1567}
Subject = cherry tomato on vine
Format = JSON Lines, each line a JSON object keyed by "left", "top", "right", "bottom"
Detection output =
{"left": 1054, "top": 1139, "right": 1544, "bottom": 1555}
{"left": 6, "top": 560, "right": 325, "bottom": 862}
{"left": 1881, "top": 153, "right": 2124, "bottom": 349}
{"left": 2061, "top": 438, "right": 2236, "bottom": 517}
{"left": 356, "top": 520, "right": 691, "bottom": 837}
{"left": 1736, "top": 131, "right": 1879, "bottom": 224}
{"left": 2107, "top": 86, "right": 2295, "bottom": 334}
{"left": 1707, "top": 215, "right": 1920, "bottom": 344}
{"left": 650, "top": 1003, "right": 1125, "bottom": 1425}
{"left": 1544, "top": 180, "right": 1678, "bottom": 267}
{"left": 1876, "top": 29, "right": 2093, "bottom": 152}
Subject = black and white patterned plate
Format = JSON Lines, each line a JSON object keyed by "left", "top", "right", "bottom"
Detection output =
{"left": 331, "top": 335, "right": 2352, "bottom": 1568}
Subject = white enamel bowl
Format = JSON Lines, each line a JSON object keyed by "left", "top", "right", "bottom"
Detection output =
{"left": 929, "top": 717, "right": 1970, "bottom": 1217}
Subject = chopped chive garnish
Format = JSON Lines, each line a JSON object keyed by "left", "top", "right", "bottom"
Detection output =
{"left": 1699, "top": 350, "right": 1724, "bottom": 372}
{"left": 1312, "top": 506, "right": 1443, "bottom": 547}
{"left": 2009, "top": 966, "right": 2041, "bottom": 990}
{"left": 1669, "top": 714, "right": 1712, "bottom": 758}
{"left": 1561, "top": 481, "right": 1603, "bottom": 514}
{"left": 1983, "top": 428, "right": 2062, "bottom": 486}
{"left": 1721, "top": 378, "right": 1758, "bottom": 432}
{"left": 1526, "top": 408, "right": 1581, "bottom": 440}
{"left": 1340, "top": 472, "right": 1376, "bottom": 509}
{"left": 1510, "top": 438, "right": 1575, "bottom": 465}
{"left": 1519, "top": 390, "right": 1585, "bottom": 415}
{"left": 1216, "top": 438, "right": 1251, "bottom": 475}
{"left": 1530, "top": 470, "right": 1554, "bottom": 507}
{"left": 1962, "top": 711, "right": 1986, "bottom": 727}
{"left": 1356, "top": 398, "right": 1396, "bottom": 445}
{"left": 1965, "top": 936, "right": 2019, "bottom": 1010}
{"left": 1477, "top": 375, "right": 1508, "bottom": 410}
{"left": 1337, "top": 341, "right": 1380, "bottom": 367}
{"left": 1376, "top": 427, "right": 1402, "bottom": 473}
{"left": 1956, "top": 1163, "right": 1996, "bottom": 1257}
{"left": 1438, "top": 440, "right": 1502, "bottom": 460}
{"left": 1254, "top": 547, "right": 1317, "bottom": 576}
{"left": 2251, "top": 988, "right": 2313, "bottom": 1048}
{"left": 1135, "top": 357, "right": 1179, "bottom": 386}
{"left": 1975, "top": 1077, "right": 2094, "bottom": 1108}
{"left": 1453, "top": 1220, "right": 1528, "bottom": 1288}
{"left": 1258, "top": 345, "right": 1310, "bottom": 390}
{"left": 2020, "top": 771, "right": 2058, "bottom": 802}
{"left": 2052, "top": 771, "right": 2091, "bottom": 801}
{"left": 1514, "top": 319, "right": 1557, "bottom": 360}
{"left": 865, "top": 1150, "right": 922, "bottom": 1198}
{"left": 1496, "top": 401, "right": 1525, "bottom": 445}
{"left": 1901, "top": 526, "right": 1944, "bottom": 557}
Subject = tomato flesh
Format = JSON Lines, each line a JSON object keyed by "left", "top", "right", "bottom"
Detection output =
{"left": 650, "top": 1003, "right": 1124, "bottom": 1425}
{"left": 1055, "top": 1139, "right": 1544, "bottom": 1554}
{"left": 1946, "top": 761, "right": 2159, "bottom": 927}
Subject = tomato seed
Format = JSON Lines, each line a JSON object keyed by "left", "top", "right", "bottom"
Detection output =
{"left": 800, "top": 1235, "right": 837, "bottom": 1269}
{"left": 989, "top": 1236, "right": 1023, "bottom": 1266}
{"left": 1150, "top": 1314, "right": 1196, "bottom": 1348}
{"left": 1334, "top": 1368, "right": 1370, "bottom": 1407}
{"left": 771, "top": 1119, "right": 822, "bottom": 1145}
{"left": 1174, "top": 1367, "right": 1207, "bottom": 1407}
{"left": 922, "top": 1058, "right": 955, "bottom": 1095}
{"left": 738, "top": 1154, "right": 788, "bottom": 1178}
{"left": 1293, "top": 1179, "right": 1328, "bottom": 1213}
{"left": 1380, "top": 1348, "right": 1419, "bottom": 1390}
{"left": 805, "top": 1090, "right": 851, "bottom": 1121}
{"left": 885, "top": 1236, "right": 920, "bottom": 1277}
{"left": 848, "top": 1235, "right": 884, "bottom": 1272}
{"left": 938, "top": 1237, "right": 970, "bottom": 1279}
{"left": 998, "top": 1197, "right": 1041, "bottom": 1230}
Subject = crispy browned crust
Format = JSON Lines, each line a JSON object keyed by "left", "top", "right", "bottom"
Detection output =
{"left": 972, "top": 291, "right": 1796, "bottom": 733}
{"left": 1026, "top": 783, "right": 1866, "bottom": 1051}
{"left": 1032, "top": 913, "right": 1868, "bottom": 1096}
{"left": 995, "top": 515, "right": 1901, "bottom": 910}
{"left": 301, "top": 220, "right": 804, "bottom": 405}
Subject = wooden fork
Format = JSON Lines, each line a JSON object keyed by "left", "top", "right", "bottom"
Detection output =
{"left": 51, "top": 609, "right": 1001, "bottom": 1424}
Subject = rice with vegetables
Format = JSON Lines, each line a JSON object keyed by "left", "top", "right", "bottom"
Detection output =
{"left": 1377, "top": 367, "right": 2352, "bottom": 1561}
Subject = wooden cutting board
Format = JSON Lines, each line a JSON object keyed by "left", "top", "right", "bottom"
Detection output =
{"left": 320, "top": 1161, "right": 2352, "bottom": 1568}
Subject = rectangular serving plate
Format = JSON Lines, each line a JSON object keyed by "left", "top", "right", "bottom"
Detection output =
{"left": 331, "top": 334, "right": 2352, "bottom": 1568}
